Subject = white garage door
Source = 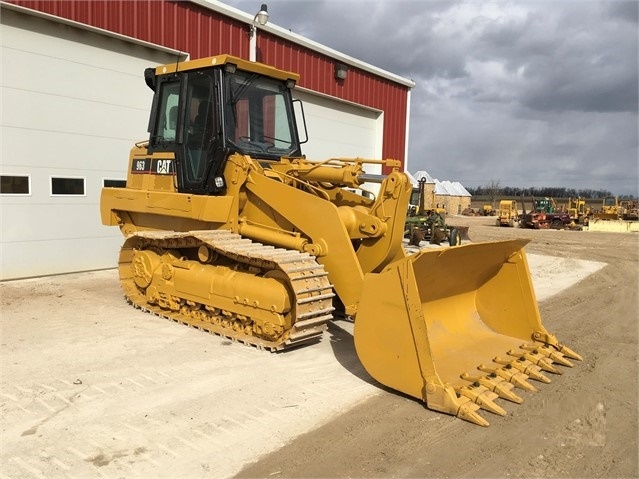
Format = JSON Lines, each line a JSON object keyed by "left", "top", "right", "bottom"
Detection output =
{"left": 0, "top": 6, "right": 180, "bottom": 280}
{"left": 292, "top": 89, "right": 384, "bottom": 194}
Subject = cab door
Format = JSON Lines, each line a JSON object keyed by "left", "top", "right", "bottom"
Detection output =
{"left": 149, "top": 70, "right": 225, "bottom": 194}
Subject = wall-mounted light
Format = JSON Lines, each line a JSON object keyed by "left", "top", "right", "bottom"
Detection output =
{"left": 334, "top": 63, "right": 348, "bottom": 81}
{"left": 250, "top": 4, "right": 269, "bottom": 38}
{"left": 249, "top": 4, "right": 269, "bottom": 62}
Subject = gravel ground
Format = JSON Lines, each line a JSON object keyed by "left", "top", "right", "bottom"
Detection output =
{"left": 1, "top": 215, "right": 636, "bottom": 479}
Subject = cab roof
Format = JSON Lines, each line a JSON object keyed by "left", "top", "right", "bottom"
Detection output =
{"left": 155, "top": 54, "right": 300, "bottom": 83}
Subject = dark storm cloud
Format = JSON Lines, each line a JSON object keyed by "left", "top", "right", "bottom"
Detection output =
{"left": 221, "top": 0, "right": 638, "bottom": 195}
{"left": 607, "top": 0, "right": 639, "bottom": 23}
{"left": 479, "top": 3, "right": 639, "bottom": 114}
{"left": 266, "top": 1, "right": 467, "bottom": 80}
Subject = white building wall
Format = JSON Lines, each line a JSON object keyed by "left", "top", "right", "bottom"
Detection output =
{"left": 0, "top": 5, "right": 388, "bottom": 280}
{"left": 293, "top": 88, "right": 383, "bottom": 196}
{"left": 0, "top": 7, "right": 179, "bottom": 279}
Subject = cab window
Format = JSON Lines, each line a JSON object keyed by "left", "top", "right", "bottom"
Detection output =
{"left": 154, "top": 81, "right": 180, "bottom": 143}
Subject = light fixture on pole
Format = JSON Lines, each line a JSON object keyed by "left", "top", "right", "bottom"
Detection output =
{"left": 249, "top": 3, "right": 269, "bottom": 62}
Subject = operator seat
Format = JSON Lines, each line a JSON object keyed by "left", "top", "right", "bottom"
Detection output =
{"left": 165, "top": 106, "right": 178, "bottom": 140}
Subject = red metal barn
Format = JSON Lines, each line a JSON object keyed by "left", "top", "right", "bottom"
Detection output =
{"left": 0, "top": 0, "right": 414, "bottom": 279}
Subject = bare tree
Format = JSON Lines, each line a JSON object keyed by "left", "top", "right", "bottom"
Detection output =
{"left": 484, "top": 180, "right": 502, "bottom": 207}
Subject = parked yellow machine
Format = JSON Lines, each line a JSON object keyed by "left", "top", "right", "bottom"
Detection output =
{"left": 620, "top": 200, "right": 638, "bottom": 220}
{"left": 592, "top": 197, "right": 638, "bottom": 221}
{"left": 593, "top": 196, "right": 620, "bottom": 220}
{"left": 566, "top": 197, "right": 590, "bottom": 225}
{"left": 496, "top": 199, "right": 519, "bottom": 227}
{"left": 481, "top": 204, "right": 495, "bottom": 216}
{"left": 101, "top": 54, "right": 581, "bottom": 426}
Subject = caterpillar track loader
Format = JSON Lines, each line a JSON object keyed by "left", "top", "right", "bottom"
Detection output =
{"left": 101, "top": 55, "right": 581, "bottom": 426}
{"left": 497, "top": 200, "right": 519, "bottom": 227}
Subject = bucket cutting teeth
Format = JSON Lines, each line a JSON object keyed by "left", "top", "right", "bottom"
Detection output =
{"left": 556, "top": 344, "right": 583, "bottom": 361}
{"left": 478, "top": 364, "right": 537, "bottom": 392}
{"left": 520, "top": 344, "right": 574, "bottom": 367}
{"left": 455, "top": 383, "right": 507, "bottom": 416}
{"left": 531, "top": 332, "right": 583, "bottom": 361}
{"left": 455, "top": 398, "right": 490, "bottom": 427}
{"left": 507, "top": 349, "right": 562, "bottom": 374}
{"left": 461, "top": 372, "right": 524, "bottom": 404}
{"left": 494, "top": 356, "right": 552, "bottom": 384}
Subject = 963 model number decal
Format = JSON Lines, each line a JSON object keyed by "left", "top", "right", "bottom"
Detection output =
{"left": 131, "top": 158, "right": 174, "bottom": 175}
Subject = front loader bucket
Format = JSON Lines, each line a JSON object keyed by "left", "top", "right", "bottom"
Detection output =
{"left": 354, "top": 239, "right": 581, "bottom": 426}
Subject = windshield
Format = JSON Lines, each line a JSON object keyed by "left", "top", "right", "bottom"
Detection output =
{"left": 223, "top": 69, "right": 301, "bottom": 159}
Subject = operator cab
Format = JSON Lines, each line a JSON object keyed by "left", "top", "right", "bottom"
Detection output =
{"left": 145, "top": 55, "right": 303, "bottom": 195}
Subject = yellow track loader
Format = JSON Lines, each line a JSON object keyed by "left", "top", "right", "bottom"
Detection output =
{"left": 101, "top": 55, "right": 581, "bottom": 426}
{"left": 497, "top": 199, "right": 519, "bottom": 227}
{"left": 593, "top": 196, "right": 621, "bottom": 220}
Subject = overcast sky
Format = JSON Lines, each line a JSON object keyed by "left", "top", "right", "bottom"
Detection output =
{"left": 223, "top": 0, "right": 638, "bottom": 195}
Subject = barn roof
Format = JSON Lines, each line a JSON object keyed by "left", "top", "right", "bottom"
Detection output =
{"left": 405, "top": 171, "right": 419, "bottom": 188}
{"left": 412, "top": 170, "right": 436, "bottom": 184}
{"left": 434, "top": 179, "right": 449, "bottom": 195}
{"left": 408, "top": 170, "right": 472, "bottom": 196}
{"left": 453, "top": 181, "right": 472, "bottom": 197}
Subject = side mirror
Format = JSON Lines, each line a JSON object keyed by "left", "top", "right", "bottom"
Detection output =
{"left": 293, "top": 99, "right": 309, "bottom": 145}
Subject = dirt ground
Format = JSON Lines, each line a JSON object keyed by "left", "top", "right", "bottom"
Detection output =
{"left": 1, "top": 215, "right": 637, "bottom": 479}
{"left": 238, "top": 217, "right": 638, "bottom": 479}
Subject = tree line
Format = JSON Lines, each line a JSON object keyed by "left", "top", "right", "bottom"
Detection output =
{"left": 467, "top": 182, "right": 636, "bottom": 200}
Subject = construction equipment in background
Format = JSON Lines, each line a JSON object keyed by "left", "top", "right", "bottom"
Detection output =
{"left": 496, "top": 200, "right": 519, "bottom": 227}
{"left": 406, "top": 210, "right": 461, "bottom": 246}
{"left": 101, "top": 54, "right": 581, "bottom": 426}
{"left": 406, "top": 178, "right": 467, "bottom": 246}
{"left": 520, "top": 196, "right": 572, "bottom": 229}
{"left": 481, "top": 204, "right": 495, "bottom": 216}
{"left": 408, "top": 177, "right": 446, "bottom": 216}
{"left": 620, "top": 200, "right": 638, "bottom": 220}
{"left": 592, "top": 196, "right": 620, "bottom": 220}
{"left": 591, "top": 196, "right": 639, "bottom": 221}
{"left": 588, "top": 197, "right": 639, "bottom": 233}
{"left": 566, "top": 197, "right": 590, "bottom": 225}
{"left": 602, "top": 196, "right": 619, "bottom": 217}
{"left": 535, "top": 197, "right": 558, "bottom": 213}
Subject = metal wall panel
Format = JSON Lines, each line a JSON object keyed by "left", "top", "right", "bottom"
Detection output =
{"left": 9, "top": 0, "right": 409, "bottom": 171}
{"left": 257, "top": 32, "right": 409, "bottom": 173}
{"left": 0, "top": 6, "right": 179, "bottom": 279}
{"left": 9, "top": 1, "right": 249, "bottom": 57}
